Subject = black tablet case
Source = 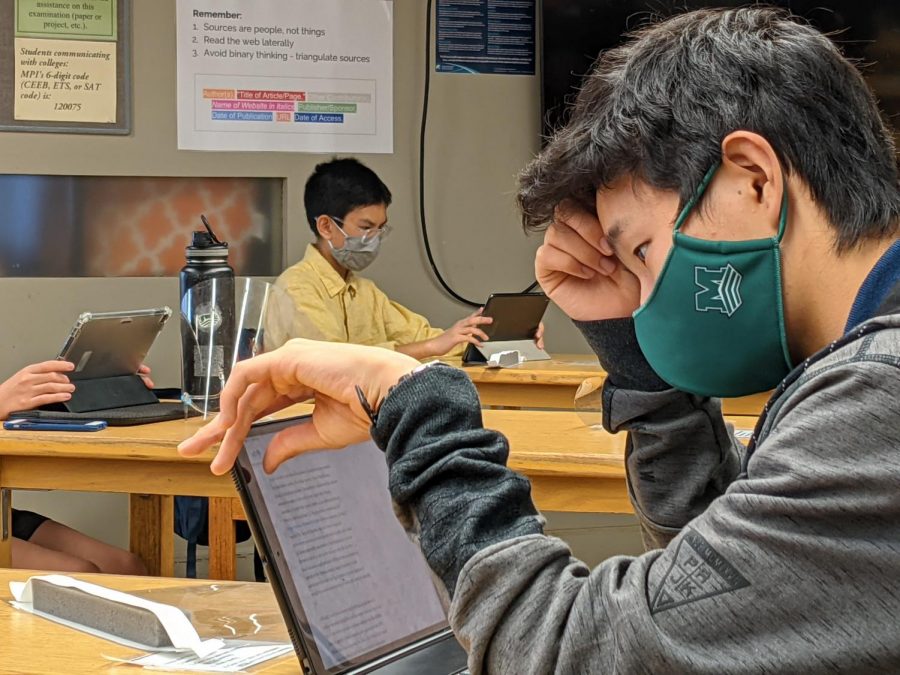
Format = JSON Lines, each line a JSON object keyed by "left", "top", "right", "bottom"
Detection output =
{"left": 12, "top": 387, "right": 199, "bottom": 426}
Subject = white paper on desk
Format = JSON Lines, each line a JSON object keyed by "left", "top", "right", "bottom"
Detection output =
{"left": 105, "top": 640, "right": 294, "bottom": 672}
{"left": 10, "top": 575, "right": 224, "bottom": 658}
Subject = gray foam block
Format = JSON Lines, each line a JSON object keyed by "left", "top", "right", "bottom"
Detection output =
{"left": 31, "top": 579, "right": 183, "bottom": 648}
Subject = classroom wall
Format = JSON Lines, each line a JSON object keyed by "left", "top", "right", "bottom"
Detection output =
{"left": 2, "top": 0, "right": 639, "bottom": 572}
{"left": 0, "top": 0, "right": 588, "bottom": 389}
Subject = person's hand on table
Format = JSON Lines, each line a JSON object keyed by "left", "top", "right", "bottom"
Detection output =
{"left": 535, "top": 200, "right": 640, "bottom": 321}
{"left": 178, "top": 339, "right": 419, "bottom": 475}
{"left": 0, "top": 360, "right": 76, "bottom": 420}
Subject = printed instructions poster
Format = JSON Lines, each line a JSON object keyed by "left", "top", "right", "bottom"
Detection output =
{"left": 13, "top": 0, "right": 118, "bottom": 123}
{"left": 176, "top": 0, "right": 393, "bottom": 153}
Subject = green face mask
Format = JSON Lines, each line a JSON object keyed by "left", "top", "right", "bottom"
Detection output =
{"left": 632, "top": 165, "right": 793, "bottom": 397}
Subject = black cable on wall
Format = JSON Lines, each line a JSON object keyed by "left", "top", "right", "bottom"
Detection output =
{"left": 419, "top": 0, "right": 539, "bottom": 308}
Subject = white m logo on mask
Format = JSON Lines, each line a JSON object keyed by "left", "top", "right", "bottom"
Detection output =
{"left": 695, "top": 264, "right": 743, "bottom": 316}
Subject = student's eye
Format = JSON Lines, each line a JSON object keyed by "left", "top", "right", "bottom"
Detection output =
{"left": 634, "top": 243, "right": 649, "bottom": 263}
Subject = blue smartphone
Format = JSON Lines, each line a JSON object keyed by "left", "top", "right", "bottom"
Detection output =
{"left": 3, "top": 418, "right": 107, "bottom": 432}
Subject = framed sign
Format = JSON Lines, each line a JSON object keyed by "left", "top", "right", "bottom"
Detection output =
{"left": 0, "top": 0, "right": 131, "bottom": 134}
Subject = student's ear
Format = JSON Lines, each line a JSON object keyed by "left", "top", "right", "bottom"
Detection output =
{"left": 315, "top": 215, "right": 334, "bottom": 240}
{"left": 718, "top": 131, "right": 784, "bottom": 231}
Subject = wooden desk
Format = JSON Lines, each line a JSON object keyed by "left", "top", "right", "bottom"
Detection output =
{"left": 0, "top": 414, "right": 232, "bottom": 578}
{"left": 0, "top": 569, "right": 298, "bottom": 674}
{"left": 446, "top": 353, "right": 603, "bottom": 409}
{"left": 0, "top": 408, "right": 758, "bottom": 581}
{"left": 448, "top": 353, "right": 770, "bottom": 415}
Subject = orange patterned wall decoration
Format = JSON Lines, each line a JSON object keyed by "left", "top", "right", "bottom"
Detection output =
{"left": 0, "top": 175, "right": 282, "bottom": 277}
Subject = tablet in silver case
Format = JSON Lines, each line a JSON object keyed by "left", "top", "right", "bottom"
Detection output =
{"left": 57, "top": 307, "right": 171, "bottom": 381}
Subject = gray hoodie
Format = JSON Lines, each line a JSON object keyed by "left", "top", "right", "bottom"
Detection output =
{"left": 370, "top": 282, "right": 900, "bottom": 674}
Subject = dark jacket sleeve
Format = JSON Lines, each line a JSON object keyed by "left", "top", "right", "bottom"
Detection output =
{"left": 575, "top": 318, "right": 742, "bottom": 547}
{"left": 371, "top": 364, "right": 544, "bottom": 592}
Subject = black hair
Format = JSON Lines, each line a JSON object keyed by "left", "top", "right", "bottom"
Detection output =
{"left": 304, "top": 157, "right": 392, "bottom": 237}
{"left": 518, "top": 7, "right": 900, "bottom": 250}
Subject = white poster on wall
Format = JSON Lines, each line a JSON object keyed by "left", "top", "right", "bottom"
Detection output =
{"left": 176, "top": 0, "right": 393, "bottom": 153}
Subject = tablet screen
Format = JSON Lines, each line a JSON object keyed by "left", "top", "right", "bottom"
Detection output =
{"left": 481, "top": 293, "right": 548, "bottom": 341}
{"left": 241, "top": 421, "right": 448, "bottom": 673}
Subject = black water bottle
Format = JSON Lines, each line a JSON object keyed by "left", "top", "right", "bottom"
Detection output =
{"left": 180, "top": 215, "right": 235, "bottom": 411}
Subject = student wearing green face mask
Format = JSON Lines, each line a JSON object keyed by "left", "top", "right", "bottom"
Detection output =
{"left": 181, "top": 7, "right": 900, "bottom": 672}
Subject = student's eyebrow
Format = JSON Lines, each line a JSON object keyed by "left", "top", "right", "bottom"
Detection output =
{"left": 360, "top": 218, "right": 388, "bottom": 229}
{"left": 605, "top": 219, "right": 628, "bottom": 253}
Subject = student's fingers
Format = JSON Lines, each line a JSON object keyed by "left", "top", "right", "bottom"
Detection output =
{"left": 447, "top": 330, "right": 481, "bottom": 347}
{"left": 210, "top": 428, "right": 250, "bottom": 475}
{"left": 32, "top": 382, "right": 76, "bottom": 395}
{"left": 453, "top": 324, "right": 488, "bottom": 342}
{"left": 211, "top": 357, "right": 272, "bottom": 430}
{"left": 232, "top": 381, "right": 280, "bottom": 431}
{"left": 263, "top": 421, "right": 326, "bottom": 473}
{"left": 136, "top": 365, "right": 155, "bottom": 389}
{"left": 210, "top": 382, "right": 279, "bottom": 475}
{"left": 178, "top": 417, "right": 229, "bottom": 457}
{"left": 259, "top": 392, "right": 312, "bottom": 419}
{"left": 546, "top": 221, "right": 615, "bottom": 274}
{"left": 460, "top": 315, "right": 491, "bottom": 330}
{"left": 211, "top": 381, "right": 304, "bottom": 474}
{"left": 535, "top": 243, "right": 598, "bottom": 281}
{"left": 28, "top": 392, "right": 73, "bottom": 408}
{"left": 553, "top": 202, "right": 606, "bottom": 251}
{"left": 466, "top": 316, "right": 493, "bottom": 327}
{"left": 263, "top": 393, "right": 370, "bottom": 473}
{"left": 26, "top": 360, "right": 76, "bottom": 374}
{"left": 468, "top": 327, "right": 491, "bottom": 342}
{"left": 598, "top": 237, "right": 614, "bottom": 257}
{"left": 179, "top": 390, "right": 247, "bottom": 455}
{"left": 180, "top": 370, "right": 313, "bottom": 460}
{"left": 27, "top": 371, "right": 72, "bottom": 386}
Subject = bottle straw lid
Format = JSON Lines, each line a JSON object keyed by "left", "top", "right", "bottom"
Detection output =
{"left": 188, "top": 214, "right": 229, "bottom": 253}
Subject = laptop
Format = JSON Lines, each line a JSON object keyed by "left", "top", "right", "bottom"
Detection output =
{"left": 232, "top": 416, "right": 470, "bottom": 675}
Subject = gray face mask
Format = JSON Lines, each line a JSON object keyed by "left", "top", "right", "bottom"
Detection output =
{"left": 326, "top": 217, "right": 383, "bottom": 271}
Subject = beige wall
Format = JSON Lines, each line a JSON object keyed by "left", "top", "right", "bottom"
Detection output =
{"left": 0, "top": 0, "right": 588, "bottom": 390}
{"left": 1, "top": 0, "right": 636, "bottom": 572}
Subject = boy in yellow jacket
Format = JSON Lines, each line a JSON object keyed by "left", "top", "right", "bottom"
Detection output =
{"left": 270, "top": 158, "right": 543, "bottom": 357}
